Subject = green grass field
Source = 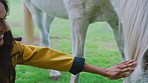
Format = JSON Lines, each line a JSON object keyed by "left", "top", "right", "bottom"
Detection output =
{"left": 7, "top": 0, "right": 123, "bottom": 83}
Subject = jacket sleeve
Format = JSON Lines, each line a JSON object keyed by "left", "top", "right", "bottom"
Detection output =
{"left": 69, "top": 57, "right": 85, "bottom": 75}
{"left": 13, "top": 41, "right": 85, "bottom": 74}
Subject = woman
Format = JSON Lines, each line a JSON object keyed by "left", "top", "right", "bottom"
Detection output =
{"left": 0, "top": 0, "right": 136, "bottom": 83}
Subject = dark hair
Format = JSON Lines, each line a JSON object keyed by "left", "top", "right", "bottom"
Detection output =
{"left": 0, "top": 0, "right": 9, "bottom": 16}
{"left": 0, "top": 31, "right": 16, "bottom": 83}
{"left": 0, "top": 0, "right": 15, "bottom": 83}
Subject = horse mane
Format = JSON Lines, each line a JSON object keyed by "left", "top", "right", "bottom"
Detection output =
{"left": 119, "top": 0, "right": 148, "bottom": 60}
{"left": 117, "top": 0, "right": 148, "bottom": 82}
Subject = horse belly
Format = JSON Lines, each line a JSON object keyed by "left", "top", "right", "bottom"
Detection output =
{"left": 31, "top": 0, "right": 68, "bottom": 19}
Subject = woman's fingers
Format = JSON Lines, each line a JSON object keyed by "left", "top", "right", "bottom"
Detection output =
{"left": 111, "top": 73, "right": 129, "bottom": 79}
{"left": 118, "top": 60, "right": 136, "bottom": 69}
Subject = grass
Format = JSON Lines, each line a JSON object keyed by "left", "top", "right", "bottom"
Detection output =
{"left": 8, "top": 0, "right": 123, "bottom": 83}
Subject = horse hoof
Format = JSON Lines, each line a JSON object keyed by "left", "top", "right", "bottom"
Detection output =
{"left": 50, "top": 76, "right": 61, "bottom": 81}
{"left": 50, "top": 70, "right": 61, "bottom": 81}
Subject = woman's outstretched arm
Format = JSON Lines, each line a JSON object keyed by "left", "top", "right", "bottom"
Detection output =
{"left": 83, "top": 60, "right": 136, "bottom": 79}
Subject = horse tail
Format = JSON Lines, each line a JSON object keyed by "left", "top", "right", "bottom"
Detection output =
{"left": 23, "top": 1, "right": 34, "bottom": 44}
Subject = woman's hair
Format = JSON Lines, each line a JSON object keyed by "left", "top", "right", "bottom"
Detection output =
{"left": 0, "top": 0, "right": 9, "bottom": 16}
{"left": 0, "top": 31, "right": 16, "bottom": 83}
{"left": 0, "top": 0, "right": 15, "bottom": 83}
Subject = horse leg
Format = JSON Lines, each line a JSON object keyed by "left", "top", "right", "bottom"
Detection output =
{"left": 64, "top": 1, "right": 90, "bottom": 83}
{"left": 23, "top": 1, "right": 34, "bottom": 44}
{"left": 34, "top": 12, "right": 61, "bottom": 80}
{"left": 65, "top": 6, "right": 89, "bottom": 83}
{"left": 23, "top": 0, "right": 50, "bottom": 47}
{"left": 107, "top": 20, "right": 126, "bottom": 60}
{"left": 32, "top": 13, "right": 54, "bottom": 47}
{"left": 69, "top": 17, "right": 89, "bottom": 83}
{"left": 44, "top": 15, "right": 62, "bottom": 80}
{"left": 23, "top": 0, "right": 61, "bottom": 80}
{"left": 42, "top": 14, "right": 55, "bottom": 47}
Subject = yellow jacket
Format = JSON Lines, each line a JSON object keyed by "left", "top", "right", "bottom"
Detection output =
{"left": 12, "top": 41, "right": 85, "bottom": 75}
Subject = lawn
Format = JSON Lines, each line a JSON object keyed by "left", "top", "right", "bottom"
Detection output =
{"left": 7, "top": 0, "right": 123, "bottom": 83}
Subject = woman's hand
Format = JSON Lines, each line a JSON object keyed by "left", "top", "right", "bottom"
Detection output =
{"left": 105, "top": 60, "right": 136, "bottom": 79}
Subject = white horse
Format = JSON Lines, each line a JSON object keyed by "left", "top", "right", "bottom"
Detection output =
{"left": 24, "top": 0, "right": 148, "bottom": 83}
{"left": 23, "top": 0, "right": 127, "bottom": 83}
